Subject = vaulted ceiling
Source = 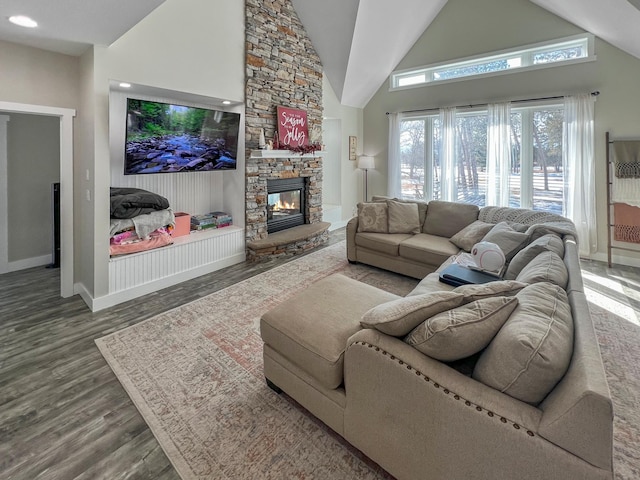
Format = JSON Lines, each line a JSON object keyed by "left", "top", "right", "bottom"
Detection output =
{"left": 1, "top": 0, "right": 640, "bottom": 108}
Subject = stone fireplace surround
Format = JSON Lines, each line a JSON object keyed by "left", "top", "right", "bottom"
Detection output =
{"left": 244, "top": 0, "right": 328, "bottom": 261}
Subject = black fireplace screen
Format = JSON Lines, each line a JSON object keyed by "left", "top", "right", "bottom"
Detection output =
{"left": 267, "top": 178, "right": 306, "bottom": 233}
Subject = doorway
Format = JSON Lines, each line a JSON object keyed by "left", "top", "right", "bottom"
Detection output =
{"left": 0, "top": 102, "right": 75, "bottom": 298}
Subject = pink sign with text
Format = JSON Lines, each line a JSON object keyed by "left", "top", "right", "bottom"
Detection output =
{"left": 276, "top": 106, "right": 308, "bottom": 147}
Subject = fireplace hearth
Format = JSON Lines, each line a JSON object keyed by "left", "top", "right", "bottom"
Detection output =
{"left": 267, "top": 178, "right": 307, "bottom": 233}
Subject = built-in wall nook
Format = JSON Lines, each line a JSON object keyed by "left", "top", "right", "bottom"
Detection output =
{"left": 100, "top": 82, "right": 246, "bottom": 310}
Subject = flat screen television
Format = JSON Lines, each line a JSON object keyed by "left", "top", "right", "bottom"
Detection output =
{"left": 124, "top": 98, "right": 240, "bottom": 175}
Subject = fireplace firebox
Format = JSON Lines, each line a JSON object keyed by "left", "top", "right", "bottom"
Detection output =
{"left": 267, "top": 178, "right": 307, "bottom": 233}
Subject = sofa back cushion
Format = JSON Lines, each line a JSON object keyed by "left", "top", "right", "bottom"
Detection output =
{"left": 423, "top": 200, "right": 479, "bottom": 237}
{"left": 387, "top": 200, "right": 421, "bottom": 234}
{"left": 357, "top": 202, "right": 388, "bottom": 233}
{"left": 505, "top": 233, "right": 565, "bottom": 279}
{"left": 473, "top": 282, "right": 574, "bottom": 404}
{"left": 515, "top": 250, "right": 568, "bottom": 289}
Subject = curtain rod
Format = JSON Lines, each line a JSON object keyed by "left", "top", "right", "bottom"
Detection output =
{"left": 386, "top": 91, "right": 600, "bottom": 116}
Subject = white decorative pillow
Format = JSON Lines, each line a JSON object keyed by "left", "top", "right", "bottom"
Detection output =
{"left": 473, "top": 283, "right": 573, "bottom": 405}
{"left": 450, "top": 220, "right": 495, "bottom": 252}
{"left": 404, "top": 296, "right": 519, "bottom": 361}
{"left": 361, "top": 292, "right": 464, "bottom": 337}
{"left": 357, "top": 202, "right": 388, "bottom": 233}
{"left": 387, "top": 200, "right": 421, "bottom": 234}
{"left": 482, "top": 222, "right": 530, "bottom": 261}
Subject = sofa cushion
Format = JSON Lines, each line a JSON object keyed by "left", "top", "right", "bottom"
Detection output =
{"left": 405, "top": 296, "right": 518, "bottom": 362}
{"left": 449, "top": 220, "right": 495, "bottom": 252}
{"left": 505, "top": 234, "right": 565, "bottom": 279}
{"left": 260, "top": 274, "right": 399, "bottom": 390}
{"left": 387, "top": 200, "right": 421, "bottom": 234}
{"left": 399, "top": 233, "right": 460, "bottom": 266}
{"left": 473, "top": 282, "right": 574, "bottom": 404}
{"left": 422, "top": 200, "right": 479, "bottom": 237}
{"left": 357, "top": 202, "right": 388, "bottom": 233}
{"left": 515, "top": 250, "right": 568, "bottom": 289}
{"left": 482, "top": 221, "right": 530, "bottom": 261}
{"left": 361, "top": 291, "right": 465, "bottom": 337}
{"left": 407, "top": 272, "right": 456, "bottom": 297}
{"left": 453, "top": 280, "right": 527, "bottom": 303}
{"left": 355, "top": 232, "right": 414, "bottom": 256}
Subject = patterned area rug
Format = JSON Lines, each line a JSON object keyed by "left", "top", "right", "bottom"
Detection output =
{"left": 96, "top": 241, "right": 640, "bottom": 479}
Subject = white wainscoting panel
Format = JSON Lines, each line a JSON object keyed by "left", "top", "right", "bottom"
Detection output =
{"left": 107, "top": 226, "right": 245, "bottom": 305}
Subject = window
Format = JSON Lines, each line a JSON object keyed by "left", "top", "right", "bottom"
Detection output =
{"left": 391, "top": 34, "right": 594, "bottom": 90}
{"left": 398, "top": 102, "right": 565, "bottom": 214}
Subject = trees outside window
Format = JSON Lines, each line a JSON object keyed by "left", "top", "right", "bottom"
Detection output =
{"left": 398, "top": 103, "right": 564, "bottom": 214}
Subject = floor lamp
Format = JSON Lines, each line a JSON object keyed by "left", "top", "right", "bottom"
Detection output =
{"left": 357, "top": 155, "right": 375, "bottom": 202}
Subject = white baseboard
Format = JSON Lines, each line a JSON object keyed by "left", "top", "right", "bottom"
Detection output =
{"left": 8, "top": 254, "right": 52, "bottom": 272}
{"left": 588, "top": 252, "right": 640, "bottom": 268}
{"left": 84, "top": 253, "right": 246, "bottom": 312}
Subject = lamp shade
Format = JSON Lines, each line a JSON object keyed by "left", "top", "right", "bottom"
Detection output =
{"left": 357, "top": 155, "right": 375, "bottom": 170}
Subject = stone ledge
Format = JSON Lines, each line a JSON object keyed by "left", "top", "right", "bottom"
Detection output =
{"left": 247, "top": 222, "right": 331, "bottom": 250}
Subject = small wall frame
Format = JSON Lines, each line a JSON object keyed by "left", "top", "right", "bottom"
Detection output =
{"left": 349, "top": 136, "right": 357, "bottom": 161}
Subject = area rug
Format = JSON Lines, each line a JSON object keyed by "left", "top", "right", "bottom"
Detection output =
{"left": 95, "top": 242, "right": 416, "bottom": 480}
{"left": 96, "top": 241, "right": 640, "bottom": 479}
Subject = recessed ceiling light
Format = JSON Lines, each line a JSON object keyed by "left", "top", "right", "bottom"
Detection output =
{"left": 119, "top": 82, "right": 132, "bottom": 88}
{"left": 8, "top": 15, "right": 38, "bottom": 28}
{"left": 222, "top": 100, "right": 231, "bottom": 105}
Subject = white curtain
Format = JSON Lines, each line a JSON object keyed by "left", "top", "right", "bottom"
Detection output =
{"left": 487, "top": 102, "right": 512, "bottom": 206}
{"left": 563, "top": 94, "right": 597, "bottom": 256}
{"left": 439, "top": 107, "right": 457, "bottom": 201}
{"left": 387, "top": 112, "right": 402, "bottom": 199}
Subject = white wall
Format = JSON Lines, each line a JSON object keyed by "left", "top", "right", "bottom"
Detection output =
{"left": 0, "top": 40, "right": 79, "bottom": 109}
{"left": 7, "top": 113, "right": 59, "bottom": 263}
{"left": 323, "top": 74, "right": 363, "bottom": 220}
{"left": 363, "top": 0, "right": 640, "bottom": 264}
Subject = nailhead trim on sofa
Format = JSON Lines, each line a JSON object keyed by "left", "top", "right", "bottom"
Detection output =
{"left": 350, "top": 341, "right": 536, "bottom": 437}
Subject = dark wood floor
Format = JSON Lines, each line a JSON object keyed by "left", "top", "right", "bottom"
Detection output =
{"left": 1, "top": 228, "right": 638, "bottom": 480}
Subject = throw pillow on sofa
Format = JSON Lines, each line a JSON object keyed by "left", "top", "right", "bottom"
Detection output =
{"left": 404, "top": 296, "right": 518, "bottom": 362}
{"left": 391, "top": 198, "right": 428, "bottom": 228}
{"left": 473, "top": 282, "right": 574, "bottom": 405}
{"left": 453, "top": 280, "right": 527, "bottom": 303}
{"left": 515, "top": 250, "right": 568, "bottom": 289}
{"left": 449, "top": 220, "right": 495, "bottom": 251}
{"left": 505, "top": 233, "right": 565, "bottom": 279}
{"left": 387, "top": 200, "right": 421, "bottom": 234}
{"left": 357, "top": 202, "right": 388, "bottom": 233}
{"left": 482, "top": 221, "right": 530, "bottom": 261}
{"left": 361, "top": 291, "right": 465, "bottom": 336}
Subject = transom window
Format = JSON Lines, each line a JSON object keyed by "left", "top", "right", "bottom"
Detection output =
{"left": 391, "top": 34, "right": 594, "bottom": 89}
{"left": 398, "top": 103, "right": 565, "bottom": 214}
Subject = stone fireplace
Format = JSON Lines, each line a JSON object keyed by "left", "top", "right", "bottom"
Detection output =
{"left": 244, "top": 0, "right": 329, "bottom": 261}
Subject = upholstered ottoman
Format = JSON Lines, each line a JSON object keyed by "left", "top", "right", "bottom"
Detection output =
{"left": 260, "top": 273, "right": 399, "bottom": 433}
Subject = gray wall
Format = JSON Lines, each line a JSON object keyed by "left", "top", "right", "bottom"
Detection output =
{"left": 363, "top": 0, "right": 640, "bottom": 264}
{"left": 7, "top": 113, "right": 60, "bottom": 262}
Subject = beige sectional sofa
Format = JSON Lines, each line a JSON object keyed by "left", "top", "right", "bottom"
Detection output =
{"left": 260, "top": 200, "right": 614, "bottom": 480}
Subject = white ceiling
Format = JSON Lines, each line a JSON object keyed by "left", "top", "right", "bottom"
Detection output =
{"left": 1, "top": 0, "right": 640, "bottom": 107}
{"left": 0, "top": 0, "right": 165, "bottom": 56}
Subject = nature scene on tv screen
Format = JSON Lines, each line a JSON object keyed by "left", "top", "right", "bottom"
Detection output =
{"left": 125, "top": 99, "right": 240, "bottom": 174}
